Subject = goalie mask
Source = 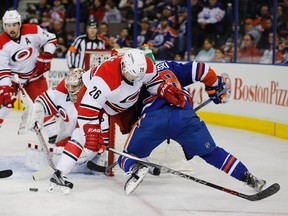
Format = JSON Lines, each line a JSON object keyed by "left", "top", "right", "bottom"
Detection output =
{"left": 2, "top": 10, "right": 22, "bottom": 31}
{"left": 121, "top": 49, "right": 147, "bottom": 82}
{"left": 65, "top": 68, "right": 84, "bottom": 103}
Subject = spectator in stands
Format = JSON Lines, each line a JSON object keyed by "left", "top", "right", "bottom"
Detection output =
{"left": 137, "top": 17, "right": 153, "bottom": 48}
{"left": 35, "top": 0, "right": 51, "bottom": 17}
{"left": 184, "top": 49, "right": 197, "bottom": 61}
{"left": 119, "top": 0, "right": 139, "bottom": 25}
{"left": 197, "top": 0, "right": 226, "bottom": 44}
{"left": 259, "top": 32, "right": 282, "bottom": 64}
{"left": 279, "top": 37, "right": 288, "bottom": 64}
{"left": 211, "top": 48, "right": 226, "bottom": 62}
{"left": 277, "top": 5, "right": 288, "bottom": 39}
{"left": 195, "top": 38, "right": 216, "bottom": 62}
{"left": 102, "top": 1, "right": 122, "bottom": 24}
{"left": 238, "top": 33, "right": 261, "bottom": 63}
{"left": 176, "top": 7, "right": 188, "bottom": 55}
{"left": 155, "top": 5, "right": 177, "bottom": 29}
{"left": 88, "top": 0, "right": 106, "bottom": 24}
{"left": 141, "top": 0, "right": 158, "bottom": 21}
{"left": 241, "top": 18, "right": 261, "bottom": 47}
{"left": 40, "top": 12, "right": 52, "bottom": 31}
{"left": 257, "top": 17, "right": 273, "bottom": 52}
{"left": 190, "top": 0, "right": 204, "bottom": 52}
{"left": 24, "top": 5, "right": 40, "bottom": 24}
{"left": 98, "top": 22, "right": 111, "bottom": 48}
{"left": 66, "top": 17, "right": 106, "bottom": 69}
{"left": 254, "top": 5, "right": 271, "bottom": 32}
{"left": 49, "top": 0, "right": 66, "bottom": 23}
{"left": 50, "top": 19, "right": 68, "bottom": 42}
{"left": 149, "top": 16, "right": 177, "bottom": 60}
{"left": 55, "top": 36, "right": 68, "bottom": 58}
{"left": 115, "top": 28, "right": 132, "bottom": 48}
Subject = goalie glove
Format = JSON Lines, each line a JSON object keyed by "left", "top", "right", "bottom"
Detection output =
{"left": 158, "top": 82, "right": 186, "bottom": 108}
{"left": 0, "top": 86, "right": 16, "bottom": 108}
{"left": 83, "top": 124, "right": 104, "bottom": 152}
{"left": 34, "top": 52, "right": 54, "bottom": 75}
{"left": 205, "top": 76, "right": 227, "bottom": 104}
{"left": 29, "top": 102, "right": 45, "bottom": 130}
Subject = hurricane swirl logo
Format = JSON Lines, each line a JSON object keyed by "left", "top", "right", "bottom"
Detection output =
{"left": 11, "top": 47, "right": 33, "bottom": 62}
{"left": 58, "top": 107, "right": 69, "bottom": 122}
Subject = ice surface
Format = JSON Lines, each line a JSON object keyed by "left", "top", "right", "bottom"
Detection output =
{"left": 0, "top": 111, "right": 287, "bottom": 216}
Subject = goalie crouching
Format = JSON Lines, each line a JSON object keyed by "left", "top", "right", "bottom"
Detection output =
{"left": 28, "top": 68, "right": 110, "bottom": 194}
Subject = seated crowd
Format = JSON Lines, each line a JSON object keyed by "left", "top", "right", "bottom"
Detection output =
{"left": 6, "top": 0, "right": 288, "bottom": 64}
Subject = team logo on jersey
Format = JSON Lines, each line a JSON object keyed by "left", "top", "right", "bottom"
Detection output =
{"left": 58, "top": 107, "right": 69, "bottom": 122}
{"left": 11, "top": 47, "right": 33, "bottom": 62}
{"left": 119, "top": 89, "right": 141, "bottom": 103}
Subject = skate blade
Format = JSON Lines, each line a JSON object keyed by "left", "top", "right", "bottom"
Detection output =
{"left": 47, "top": 182, "right": 71, "bottom": 195}
{"left": 125, "top": 167, "right": 149, "bottom": 195}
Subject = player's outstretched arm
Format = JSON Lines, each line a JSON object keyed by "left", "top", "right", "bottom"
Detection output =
{"left": 205, "top": 76, "right": 227, "bottom": 104}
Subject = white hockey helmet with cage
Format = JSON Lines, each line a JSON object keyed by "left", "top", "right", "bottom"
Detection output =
{"left": 2, "top": 10, "right": 22, "bottom": 30}
{"left": 65, "top": 68, "right": 84, "bottom": 103}
{"left": 120, "top": 49, "right": 147, "bottom": 81}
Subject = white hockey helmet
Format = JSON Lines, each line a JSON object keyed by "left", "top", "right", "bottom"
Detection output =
{"left": 2, "top": 10, "right": 22, "bottom": 30}
{"left": 65, "top": 68, "right": 84, "bottom": 103}
{"left": 120, "top": 49, "right": 147, "bottom": 81}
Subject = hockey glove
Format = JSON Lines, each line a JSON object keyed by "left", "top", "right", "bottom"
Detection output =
{"left": 205, "top": 76, "right": 227, "bottom": 104}
{"left": 158, "top": 82, "right": 186, "bottom": 108}
{"left": 29, "top": 102, "right": 45, "bottom": 130}
{"left": 0, "top": 86, "right": 16, "bottom": 108}
{"left": 83, "top": 124, "right": 104, "bottom": 152}
{"left": 34, "top": 52, "right": 54, "bottom": 75}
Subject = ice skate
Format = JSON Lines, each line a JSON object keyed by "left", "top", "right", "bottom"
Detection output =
{"left": 147, "top": 165, "right": 161, "bottom": 176}
{"left": 48, "top": 170, "right": 73, "bottom": 194}
{"left": 124, "top": 163, "right": 149, "bottom": 195}
{"left": 242, "top": 172, "right": 266, "bottom": 192}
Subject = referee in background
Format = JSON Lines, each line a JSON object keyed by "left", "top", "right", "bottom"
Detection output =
{"left": 66, "top": 17, "right": 106, "bottom": 69}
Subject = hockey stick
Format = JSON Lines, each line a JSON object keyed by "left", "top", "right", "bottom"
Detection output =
{"left": 194, "top": 87, "right": 228, "bottom": 112}
{"left": 102, "top": 146, "right": 280, "bottom": 201}
{"left": 87, "top": 160, "right": 118, "bottom": 175}
{"left": 13, "top": 74, "right": 34, "bottom": 135}
{"left": 88, "top": 88, "right": 229, "bottom": 171}
{"left": 0, "top": 169, "right": 13, "bottom": 178}
{"left": 32, "top": 122, "right": 56, "bottom": 180}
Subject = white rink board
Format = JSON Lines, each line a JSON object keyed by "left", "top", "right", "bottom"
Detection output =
{"left": 48, "top": 59, "right": 288, "bottom": 124}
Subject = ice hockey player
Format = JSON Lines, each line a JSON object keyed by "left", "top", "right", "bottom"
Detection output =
{"left": 117, "top": 52, "right": 266, "bottom": 195}
{"left": 30, "top": 48, "right": 186, "bottom": 193}
{"left": 0, "top": 10, "right": 58, "bottom": 143}
{"left": 28, "top": 68, "right": 110, "bottom": 193}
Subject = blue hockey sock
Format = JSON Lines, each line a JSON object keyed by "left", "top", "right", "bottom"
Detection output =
{"left": 200, "top": 147, "right": 248, "bottom": 180}
{"left": 118, "top": 152, "right": 137, "bottom": 173}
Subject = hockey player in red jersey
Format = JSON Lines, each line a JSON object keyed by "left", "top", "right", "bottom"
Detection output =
{"left": 43, "top": 48, "right": 187, "bottom": 192}
{"left": 0, "top": 10, "right": 58, "bottom": 142}
{"left": 28, "top": 68, "right": 110, "bottom": 193}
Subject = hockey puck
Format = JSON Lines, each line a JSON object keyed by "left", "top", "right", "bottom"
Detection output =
{"left": 29, "top": 188, "right": 38, "bottom": 192}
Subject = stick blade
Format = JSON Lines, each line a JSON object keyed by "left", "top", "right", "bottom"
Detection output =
{"left": 0, "top": 169, "right": 13, "bottom": 178}
{"left": 244, "top": 183, "right": 280, "bottom": 201}
{"left": 32, "top": 166, "right": 54, "bottom": 181}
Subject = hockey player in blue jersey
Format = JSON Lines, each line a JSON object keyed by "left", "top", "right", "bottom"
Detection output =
{"left": 117, "top": 57, "right": 266, "bottom": 195}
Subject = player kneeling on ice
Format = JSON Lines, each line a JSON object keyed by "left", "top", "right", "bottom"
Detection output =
{"left": 116, "top": 52, "right": 266, "bottom": 195}
{"left": 28, "top": 68, "right": 110, "bottom": 194}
